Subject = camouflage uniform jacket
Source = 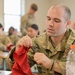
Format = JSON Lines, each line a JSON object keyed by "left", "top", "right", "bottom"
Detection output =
{"left": 8, "top": 34, "right": 20, "bottom": 45}
{"left": 20, "top": 13, "right": 36, "bottom": 36}
{"left": 6, "top": 28, "right": 75, "bottom": 75}
{"left": 0, "top": 35, "right": 12, "bottom": 50}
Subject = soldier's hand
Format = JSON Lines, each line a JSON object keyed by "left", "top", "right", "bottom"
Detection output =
{"left": 34, "top": 53, "right": 52, "bottom": 69}
{"left": 16, "top": 35, "right": 32, "bottom": 51}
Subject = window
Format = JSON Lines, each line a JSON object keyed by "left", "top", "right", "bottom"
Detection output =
{"left": 4, "top": 0, "right": 21, "bottom": 32}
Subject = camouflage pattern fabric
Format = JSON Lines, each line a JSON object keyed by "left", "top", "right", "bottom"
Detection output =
{"left": 0, "top": 35, "right": 11, "bottom": 69}
{"left": 8, "top": 34, "right": 20, "bottom": 45}
{"left": 0, "top": 35, "right": 11, "bottom": 50}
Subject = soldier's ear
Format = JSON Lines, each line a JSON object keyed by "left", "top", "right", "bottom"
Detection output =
{"left": 66, "top": 20, "right": 71, "bottom": 27}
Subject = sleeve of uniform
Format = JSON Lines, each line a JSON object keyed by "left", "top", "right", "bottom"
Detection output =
{"left": 57, "top": 52, "right": 68, "bottom": 75}
{"left": 0, "top": 36, "right": 12, "bottom": 51}
{"left": 52, "top": 49, "right": 68, "bottom": 75}
{"left": 28, "top": 48, "right": 36, "bottom": 67}
{"left": 0, "top": 43, "right": 6, "bottom": 51}
{"left": 54, "top": 59, "right": 66, "bottom": 75}
{"left": 6, "top": 46, "right": 15, "bottom": 70}
{"left": 4, "top": 36, "right": 12, "bottom": 47}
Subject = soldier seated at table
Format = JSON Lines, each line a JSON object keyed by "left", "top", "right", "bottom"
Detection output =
{"left": 0, "top": 23, "right": 13, "bottom": 69}
{"left": 8, "top": 27, "right": 20, "bottom": 45}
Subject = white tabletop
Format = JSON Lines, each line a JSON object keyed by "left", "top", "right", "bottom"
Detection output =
{"left": 0, "top": 70, "right": 12, "bottom": 75}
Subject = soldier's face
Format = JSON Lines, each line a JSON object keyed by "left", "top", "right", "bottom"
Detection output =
{"left": 46, "top": 7, "right": 69, "bottom": 37}
{"left": 27, "top": 27, "right": 38, "bottom": 38}
{"left": 9, "top": 28, "right": 14, "bottom": 35}
{"left": 29, "top": 8, "right": 36, "bottom": 15}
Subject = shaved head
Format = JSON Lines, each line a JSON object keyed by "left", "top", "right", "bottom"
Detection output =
{"left": 49, "top": 4, "right": 71, "bottom": 22}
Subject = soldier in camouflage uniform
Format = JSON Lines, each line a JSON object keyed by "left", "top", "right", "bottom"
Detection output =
{"left": 20, "top": 3, "right": 38, "bottom": 36}
{"left": 0, "top": 23, "right": 12, "bottom": 69}
{"left": 0, "top": 24, "right": 12, "bottom": 51}
{"left": 6, "top": 4, "right": 75, "bottom": 75}
{"left": 8, "top": 35, "right": 20, "bottom": 45}
{"left": 8, "top": 27, "right": 20, "bottom": 45}
{"left": 27, "top": 24, "right": 39, "bottom": 38}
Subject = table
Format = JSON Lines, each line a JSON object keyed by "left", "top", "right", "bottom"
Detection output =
{"left": 0, "top": 51, "right": 9, "bottom": 70}
{"left": 0, "top": 71, "right": 49, "bottom": 75}
{"left": 0, "top": 70, "right": 12, "bottom": 75}
{"left": 0, "top": 71, "right": 50, "bottom": 75}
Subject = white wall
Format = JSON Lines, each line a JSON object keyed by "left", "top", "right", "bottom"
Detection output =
{"left": 0, "top": 0, "right": 4, "bottom": 25}
{"left": 21, "top": 0, "right": 26, "bottom": 16}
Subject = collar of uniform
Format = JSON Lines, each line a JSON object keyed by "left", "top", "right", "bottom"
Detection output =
{"left": 46, "top": 36, "right": 62, "bottom": 53}
{"left": 45, "top": 30, "right": 70, "bottom": 53}
{"left": 65, "top": 28, "right": 75, "bottom": 49}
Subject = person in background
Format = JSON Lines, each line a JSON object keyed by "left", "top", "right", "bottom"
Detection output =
{"left": 8, "top": 27, "right": 15, "bottom": 36}
{"left": 6, "top": 4, "right": 75, "bottom": 75}
{"left": 0, "top": 23, "right": 12, "bottom": 69}
{"left": 27, "top": 24, "right": 39, "bottom": 73}
{"left": 0, "top": 24, "right": 12, "bottom": 51}
{"left": 27, "top": 24, "right": 39, "bottom": 38}
{"left": 13, "top": 29, "right": 18, "bottom": 36}
{"left": 20, "top": 3, "right": 38, "bottom": 36}
{"left": 8, "top": 27, "right": 20, "bottom": 45}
